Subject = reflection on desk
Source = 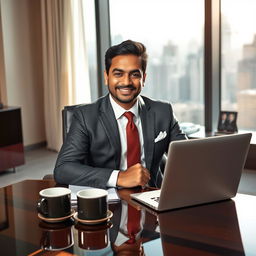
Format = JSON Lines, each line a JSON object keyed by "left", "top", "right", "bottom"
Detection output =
{"left": 159, "top": 199, "right": 244, "bottom": 255}
{"left": 0, "top": 180, "right": 256, "bottom": 255}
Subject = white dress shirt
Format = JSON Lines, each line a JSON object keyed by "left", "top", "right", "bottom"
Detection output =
{"left": 107, "top": 95, "right": 146, "bottom": 187}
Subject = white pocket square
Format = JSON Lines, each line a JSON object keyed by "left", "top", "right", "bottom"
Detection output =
{"left": 154, "top": 131, "right": 167, "bottom": 143}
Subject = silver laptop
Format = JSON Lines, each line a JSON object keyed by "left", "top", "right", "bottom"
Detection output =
{"left": 131, "top": 133, "right": 251, "bottom": 211}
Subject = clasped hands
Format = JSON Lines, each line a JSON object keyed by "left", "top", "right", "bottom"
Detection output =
{"left": 117, "top": 163, "right": 150, "bottom": 188}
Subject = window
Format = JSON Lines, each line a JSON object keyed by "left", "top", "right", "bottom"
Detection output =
{"left": 72, "top": 0, "right": 98, "bottom": 103}
{"left": 82, "top": 0, "right": 98, "bottom": 101}
{"left": 221, "top": 0, "right": 256, "bottom": 131}
{"left": 109, "top": 0, "right": 205, "bottom": 125}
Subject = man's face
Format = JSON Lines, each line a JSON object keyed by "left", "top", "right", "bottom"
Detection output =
{"left": 104, "top": 54, "right": 146, "bottom": 110}
{"left": 222, "top": 113, "right": 227, "bottom": 120}
{"left": 229, "top": 114, "right": 235, "bottom": 121}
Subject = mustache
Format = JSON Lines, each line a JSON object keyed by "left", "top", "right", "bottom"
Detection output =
{"left": 115, "top": 85, "right": 135, "bottom": 90}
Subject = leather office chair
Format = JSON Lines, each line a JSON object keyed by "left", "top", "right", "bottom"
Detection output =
{"left": 43, "top": 104, "right": 84, "bottom": 180}
{"left": 62, "top": 104, "right": 85, "bottom": 142}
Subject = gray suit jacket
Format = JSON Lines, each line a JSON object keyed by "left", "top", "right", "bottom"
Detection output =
{"left": 54, "top": 94, "right": 186, "bottom": 188}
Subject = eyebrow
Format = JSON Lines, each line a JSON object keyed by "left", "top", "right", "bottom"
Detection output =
{"left": 112, "top": 68, "right": 141, "bottom": 74}
{"left": 112, "top": 68, "right": 124, "bottom": 73}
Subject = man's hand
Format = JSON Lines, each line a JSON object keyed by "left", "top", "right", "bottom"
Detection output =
{"left": 117, "top": 163, "right": 150, "bottom": 187}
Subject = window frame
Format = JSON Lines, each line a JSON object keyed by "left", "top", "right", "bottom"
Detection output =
{"left": 95, "top": 0, "right": 221, "bottom": 132}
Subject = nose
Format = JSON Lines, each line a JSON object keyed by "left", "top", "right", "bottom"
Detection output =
{"left": 122, "top": 73, "right": 131, "bottom": 85}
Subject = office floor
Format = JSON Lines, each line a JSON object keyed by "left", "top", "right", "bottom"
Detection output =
{"left": 0, "top": 147, "right": 256, "bottom": 196}
{"left": 0, "top": 147, "right": 57, "bottom": 188}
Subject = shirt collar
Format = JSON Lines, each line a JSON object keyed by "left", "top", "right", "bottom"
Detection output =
{"left": 109, "top": 94, "right": 139, "bottom": 120}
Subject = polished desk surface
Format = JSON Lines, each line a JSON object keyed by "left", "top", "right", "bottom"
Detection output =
{"left": 0, "top": 180, "right": 256, "bottom": 256}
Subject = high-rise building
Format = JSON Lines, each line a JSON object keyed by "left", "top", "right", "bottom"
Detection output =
{"left": 237, "top": 89, "right": 256, "bottom": 129}
{"left": 236, "top": 35, "right": 256, "bottom": 129}
{"left": 221, "top": 15, "right": 237, "bottom": 104}
{"left": 237, "top": 35, "right": 256, "bottom": 92}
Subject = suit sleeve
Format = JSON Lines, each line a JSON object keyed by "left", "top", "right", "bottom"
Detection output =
{"left": 53, "top": 110, "right": 113, "bottom": 189}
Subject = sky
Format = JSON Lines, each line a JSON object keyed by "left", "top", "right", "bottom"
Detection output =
{"left": 221, "top": 0, "right": 256, "bottom": 47}
{"left": 110, "top": 0, "right": 256, "bottom": 51}
{"left": 109, "top": 0, "right": 204, "bottom": 55}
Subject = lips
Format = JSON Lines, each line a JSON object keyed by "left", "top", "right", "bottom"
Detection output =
{"left": 116, "top": 85, "right": 135, "bottom": 95}
{"left": 118, "top": 88, "right": 133, "bottom": 93}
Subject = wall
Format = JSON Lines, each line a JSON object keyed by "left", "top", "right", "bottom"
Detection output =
{"left": 0, "top": 0, "right": 45, "bottom": 146}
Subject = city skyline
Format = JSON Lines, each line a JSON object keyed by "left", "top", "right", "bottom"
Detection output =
{"left": 107, "top": 1, "right": 256, "bottom": 130}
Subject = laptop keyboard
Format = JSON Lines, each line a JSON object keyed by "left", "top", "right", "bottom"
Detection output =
{"left": 151, "top": 196, "right": 160, "bottom": 203}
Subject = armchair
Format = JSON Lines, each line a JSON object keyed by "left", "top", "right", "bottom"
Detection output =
{"left": 43, "top": 104, "right": 84, "bottom": 180}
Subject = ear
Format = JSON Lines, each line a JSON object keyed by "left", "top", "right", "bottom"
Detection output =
{"left": 104, "top": 70, "right": 108, "bottom": 85}
{"left": 142, "top": 73, "right": 147, "bottom": 87}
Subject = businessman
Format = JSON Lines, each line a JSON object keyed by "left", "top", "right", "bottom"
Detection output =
{"left": 54, "top": 40, "right": 186, "bottom": 189}
{"left": 226, "top": 113, "right": 238, "bottom": 132}
{"left": 218, "top": 112, "right": 228, "bottom": 132}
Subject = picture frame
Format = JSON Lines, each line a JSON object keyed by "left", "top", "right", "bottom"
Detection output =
{"left": 217, "top": 111, "right": 238, "bottom": 133}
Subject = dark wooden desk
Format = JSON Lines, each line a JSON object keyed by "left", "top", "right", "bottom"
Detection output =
{"left": 0, "top": 180, "right": 256, "bottom": 256}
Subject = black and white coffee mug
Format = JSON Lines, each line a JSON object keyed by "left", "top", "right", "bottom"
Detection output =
{"left": 77, "top": 188, "right": 108, "bottom": 220}
{"left": 37, "top": 187, "right": 71, "bottom": 218}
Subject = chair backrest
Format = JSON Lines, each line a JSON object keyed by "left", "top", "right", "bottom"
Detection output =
{"left": 62, "top": 104, "right": 85, "bottom": 142}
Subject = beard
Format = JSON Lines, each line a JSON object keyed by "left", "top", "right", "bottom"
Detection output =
{"left": 108, "top": 84, "right": 140, "bottom": 104}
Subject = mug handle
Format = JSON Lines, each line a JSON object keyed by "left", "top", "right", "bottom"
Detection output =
{"left": 40, "top": 231, "right": 50, "bottom": 249}
{"left": 37, "top": 198, "right": 48, "bottom": 216}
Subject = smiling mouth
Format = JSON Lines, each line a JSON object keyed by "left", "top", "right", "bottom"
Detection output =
{"left": 116, "top": 86, "right": 135, "bottom": 95}
{"left": 118, "top": 88, "right": 133, "bottom": 93}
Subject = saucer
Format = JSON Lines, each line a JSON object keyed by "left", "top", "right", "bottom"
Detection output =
{"left": 73, "top": 210, "right": 113, "bottom": 225}
{"left": 38, "top": 209, "right": 75, "bottom": 223}
{"left": 75, "top": 221, "right": 113, "bottom": 232}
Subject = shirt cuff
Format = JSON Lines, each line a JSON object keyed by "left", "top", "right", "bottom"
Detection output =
{"left": 107, "top": 170, "right": 119, "bottom": 187}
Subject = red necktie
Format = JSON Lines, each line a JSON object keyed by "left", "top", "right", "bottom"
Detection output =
{"left": 123, "top": 111, "right": 141, "bottom": 168}
{"left": 124, "top": 111, "right": 141, "bottom": 244}
{"left": 126, "top": 204, "right": 141, "bottom": 244}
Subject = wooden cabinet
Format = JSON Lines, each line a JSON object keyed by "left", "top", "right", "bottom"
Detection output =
{"left": 0, "top": 107, "right": 25, "bottom": 172}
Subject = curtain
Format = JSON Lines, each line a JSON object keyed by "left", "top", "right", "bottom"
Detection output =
{"left": 0, "top": 4, "right": 7, "bottom": 106}
{"left": 41, "top": 0, "right": 91, "bottom": 151}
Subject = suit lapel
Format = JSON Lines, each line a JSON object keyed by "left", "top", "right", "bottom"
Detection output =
{"left": 139, "top": 96, "right": 155, "bottom": 170}
{"left": 98, "top": 95, "right": 155, "bottom": 170}
{"left": 99, "top": 95, "right": 121, "bottom": 168}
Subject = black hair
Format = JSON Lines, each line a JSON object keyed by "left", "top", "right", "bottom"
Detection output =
{"left": 105, "top": 40, "right": 148, "bottom": 74}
